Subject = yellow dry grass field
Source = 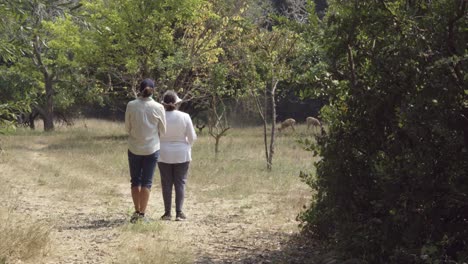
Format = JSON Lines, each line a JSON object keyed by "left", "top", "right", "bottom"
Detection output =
{"left": 0, "top": 119, "right": 318, "bottom": 264}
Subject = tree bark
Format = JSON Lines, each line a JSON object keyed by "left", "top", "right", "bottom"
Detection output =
{"left": 215, "top": 136, "right": 220, "bottom": 154}
{"left": 28, "top": 109, "right": 39, "bottom": 130}
{"left": 251, "top": 85, "right": 270, "bottom": 170}
{"left": 267, "top": 80, "right": 279, "bottom": 171}
{"left": 33, "top": 35, "right": 55, "bottom": 131}
{"left": 264, "top": 82, "right": 272, "bottom": 170}
{"left": 43, "top": 76, "right": 55, "bottom": 131}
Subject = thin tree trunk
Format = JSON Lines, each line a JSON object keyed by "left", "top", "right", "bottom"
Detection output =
{"left": 263, "top": 118, "right": 270, "bottom": 170}
{"left": 215, "top": 136, "right": 220, "bottom": 154}
{"left": 267, "top": 80, "right": 279, "bottom": 171}
{"left": 264, "top": 82, "right": 272, "bottom": 170}
{"left": 250, "top": 85, "right": 271, "bottom": 170}
{"left": 43, "top": 77, "right": 54, "bottom": 131}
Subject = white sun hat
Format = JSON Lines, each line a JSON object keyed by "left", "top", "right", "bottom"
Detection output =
{"left": 162, "top": 90, "right": 183, "bottom": 104}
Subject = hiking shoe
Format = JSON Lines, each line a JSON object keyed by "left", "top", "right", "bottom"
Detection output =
{"left": 130, "top": 212, "right": 141, "bottom": 224}
{"left": 160, "top": 212, "right": 172, "bottom": 221}
{"left": 175, "top": 212, "right": 186, "bottom": 221}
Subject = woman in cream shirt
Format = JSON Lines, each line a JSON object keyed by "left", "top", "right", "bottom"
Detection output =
{"left": 125, "top": 78, "right": 166, "bottom": 223}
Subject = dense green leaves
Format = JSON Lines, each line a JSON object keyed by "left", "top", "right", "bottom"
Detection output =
{"left": 0, "top": 0, "right": 103, "bottom": 130}
{"left": 2, "top": 1, "right": 466, "bottom": 262}
{"left": 0, "top": 0, "right": 314, "bottom": 132}
{"left": 300, "top": 0, "right": 468, "bottom": 262}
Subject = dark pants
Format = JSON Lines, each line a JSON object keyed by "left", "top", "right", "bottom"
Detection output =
{"left": 158, "top": 162, "right": 190, "bottom": 213}
{"left": 128, "top": 150, "right": 159, "bottom": 189}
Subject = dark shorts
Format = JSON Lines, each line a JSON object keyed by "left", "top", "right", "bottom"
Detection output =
{"left": 128, "top": 150, "right": 159, "bottom": 189}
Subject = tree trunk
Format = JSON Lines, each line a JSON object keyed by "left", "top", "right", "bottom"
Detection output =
{"left": 250, "top": 85, "right": 271, "bottom": 170}
{"left": 32, "top": 36, "right": 55, "bottom": 132}
{"left": 29, "top": 116, "right": 35, "bottom": 130}
{"left": 43, "top": 77, "right": 54, "bottom": 131}
{"left": 215, "top": 136, "right": 220, "bottom": 155}
{"left": 263, "top": 117, "right": 270, "bottom": 170}
{"left": 264, "top": 82, "right": 272, "bottom": 170}
{"left": 267, "top": 80, "right": 278, "bottom": 171}
{"left": 28, "top": 110, "right": 39, "bottom": 130}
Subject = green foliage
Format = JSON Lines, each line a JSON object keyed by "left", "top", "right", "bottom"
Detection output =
{"left": 0, "top": 101, "right": 31, "bottom": 133}
{"left": 0, "top": 0, "right": 103, "bottom": 130}
{"left": 80, "top": 0, "right": 208, "bottom": 93}
{"left": 300, "top": 0, "right": 468, "bottom": 263}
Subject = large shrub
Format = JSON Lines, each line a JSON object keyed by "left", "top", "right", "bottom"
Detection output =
{"left": 300, "top": 1, "right": 468, "bottom": 262}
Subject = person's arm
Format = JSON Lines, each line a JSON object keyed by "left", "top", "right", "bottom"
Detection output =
{"left": 185, "top": 114, "right": 197, "bottom": 145}
{"left": 125, "top": 103, "right": 131, "bottom": 134}
{"left": 157, "top": 104, "right": 166, "bottom": 136}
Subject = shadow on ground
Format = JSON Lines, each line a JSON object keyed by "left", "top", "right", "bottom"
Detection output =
{"left": 194, "top": 232, "right": 337, "bottom": 264}
{"left": 59, "top": 216, "right": 127, "bottom": 231}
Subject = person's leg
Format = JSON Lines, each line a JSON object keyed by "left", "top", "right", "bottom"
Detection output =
{"left": 139, "top": 150, "right": 159, "bottom": 215}
{"left": 158, "top": 162, "right": 174, "bottom": 216}
{"left": 138, "top": 187, "right": 151, "bottom": 214}
{"left": 174, "top": 162, "right": 190, "bottom": 219}
{"left": 128, "top": 150, "right": 143, "bottom": 213}
{"left": 131, "top": 186, "right": 141, "bottom": 212}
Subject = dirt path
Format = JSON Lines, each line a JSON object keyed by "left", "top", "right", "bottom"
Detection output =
{"left": 3, "top": 138, "right": 324, "bottom": 264}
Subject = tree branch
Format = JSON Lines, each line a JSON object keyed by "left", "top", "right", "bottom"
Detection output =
{"left": 347, "top": 43, "right": 357, "bottom": 88}
{"left": 447, "top": 0, "right": 466, "bottom": 88}
{"left": 32, "top": 35, "right": 49, "bottom": 77}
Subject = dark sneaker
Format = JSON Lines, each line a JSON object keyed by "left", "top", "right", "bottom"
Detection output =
{"left": 175, "top": 212, "right": 186, "bottom": 221}
{"left": 130, "top": 212, "right": 141, "bottom": 223}
{"left": 160, "top": 212, "right": 172, "bottom": 221}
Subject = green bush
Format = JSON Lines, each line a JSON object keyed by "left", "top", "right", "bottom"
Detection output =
{"left": 300, "top": 1, "right": 468, "bottom": 263}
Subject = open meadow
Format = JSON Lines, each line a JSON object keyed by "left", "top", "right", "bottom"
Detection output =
{"left": 0, "top": 119, "right": 321, "bottom": 264}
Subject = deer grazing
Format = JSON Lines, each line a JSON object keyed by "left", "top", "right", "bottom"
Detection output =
{"left": 278, "top": 118, "right": 296, "bottom": 132}
{"left": 306, "top": 116, "right": 325, "bottom": 135}
{"left": 306, "top": 116, "right": 321, "bottom": 129}
{"left": 195, "top": 122, "right": 206, "bottom": 134}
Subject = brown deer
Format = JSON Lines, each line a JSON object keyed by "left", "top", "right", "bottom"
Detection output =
{"left": 195, "top": 122, "right": 206, "bottom": 134}
{"left": 278, "top": 118, "right": 296, "bottom": 132}
{"left": 306, "top": 116, "right": 322, "bottom": 130}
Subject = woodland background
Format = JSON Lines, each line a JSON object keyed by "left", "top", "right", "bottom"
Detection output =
{"left": 1, "top": 0, "right": 467, "bottom": 263}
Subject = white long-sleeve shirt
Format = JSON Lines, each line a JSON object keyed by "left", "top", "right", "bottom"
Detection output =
{"left": 159, "top": 110, "right": 197, "bottom": 163}
{"left": 125, "top": 97, "right": 166, "bottom": 155}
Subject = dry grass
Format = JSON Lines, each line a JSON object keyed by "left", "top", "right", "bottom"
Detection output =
{"left": 0, "top": 118, "right": 317, "bottom": 263}
{"left": 191, "top": 125, "right": 315, "bottom": 204}
{"left": 0, "top": 207, "right": 51, "bottom": 263}
{"left": 118, "top": 222, "right": 193, "bottom": 264}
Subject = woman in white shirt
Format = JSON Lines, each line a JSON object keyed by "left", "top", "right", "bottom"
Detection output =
{"left": 125, "top": 78, "right": 166, "bottom": 223}
{"left": 158, "top": 90, "right": 197, "bottom": 221}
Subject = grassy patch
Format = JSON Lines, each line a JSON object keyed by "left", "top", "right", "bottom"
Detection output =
{"left": 118, "top": 223, "right": 193, "bottom": 264}
{"left": 121, "top": 220, "right": 165, "bottom": 234}
{"left": 0, "top": 209, "right": 51, "bottom": 263}
{"left": 190, "top": 125, "right": 315, "bottom": 202}
{"left": 0, "top": 118, "right": 317, "bottom": 262}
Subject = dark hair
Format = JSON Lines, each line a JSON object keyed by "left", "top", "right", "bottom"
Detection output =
{"left": 139, "top": 78, "right": 155, "bottom": 98}
{"left": 162, "top": 90, "right": 178, "bottom": 111}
